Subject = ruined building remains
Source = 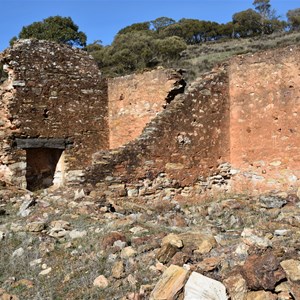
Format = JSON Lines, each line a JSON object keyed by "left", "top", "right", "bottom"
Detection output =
{"left": 0, "top": 40, "right": 299, "bottom": 195}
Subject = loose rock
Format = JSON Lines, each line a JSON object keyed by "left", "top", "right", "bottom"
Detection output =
{"left": 93, "top": 275, "right": 109, "bottom": 288}
{"left": 241, "top": 252, "right": 285, "bottom": 290}
{"left": 26, "top": 221, "right": 45, "bottom": 232}
{"left": 150, "top": 265, "right": 189, "bottom": 300}
{"left": 184, "top": 271, "right": 227, "bottom": 300}
{"left": 280, "top": 259, "right": 300, "bottom": 281}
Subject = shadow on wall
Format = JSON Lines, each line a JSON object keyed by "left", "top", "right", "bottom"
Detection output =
{"left": 26, "top": 148, "right": 64, "bottom": 191}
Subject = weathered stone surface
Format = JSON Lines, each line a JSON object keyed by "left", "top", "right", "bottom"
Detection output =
{"left": 101, "top": 231, "right": 126, "bottom": 249}
{"left": 39, "top": 267, "right": 52, "bottom": 276}
{"left": 0, "top": 293, "right": 19, "bottom": 300}
{"left": 184, "top": 272, "right": 227, "bottom": 300}
{"left": 0, "top": 39, "right": 108, "bottom": 188}
{"left": 288, "top": 282, "right": 300, "bottom": 299}
{"left": 259, "top": 195, "right": 287, "bottom": 209}
{"left": 18, "top": 198, "right": 36, "bottom": 217}
{"left": 12, "top": 279, "right": 34, "bottom": 289}
{"left": 241, "top": 252, "right": 285, "bottom": 290}
{"left": 15, "top": 138, "right": 68, "bottom": 149}
{"left": 150, "top": 265, "right": 189, "bottom": 300}
{"left": 245, "top": 291, "right": 277, "bottom": 300}
{"left": 280, "top": 259, "right": 300, "bottom": 281}
{"left": 50, "top": 220, "right": 71, "bottom": 230}
{"left": 223, "top": 274, "right": 247, "bottom": 300}
{"left": 74, "top": 189, "right": 85, "bottom": 200}
{"left": 112, "top": 261, "right": 124, "bottom": 279}
{"left": 69, "top": 230, "right": 87, "bottom": 239}
{"left": 29, "top": 258, "right": 42, "bottom": 267}
{"left": 241, "top": 228, "right": 272, "bottom": 248}
{"left": 47, "top": 220, "right": 71, "bottom": 238}
{"left": 197, "top": 257, "right": 221, "bottom": 272}
{"left": 120, "top": 246, "right": 136, "bottom": 259}
{"left": 179, "top": 232, "right": 217, "bottom": 254}
{"left": 156, "top": 243, "right": 179, "bottom": 264}
{"left": 26, "top": 221, "right": 45, "bottom": 232}
{"left": 162, "top": 233, "right": 183, "bottom": 248}
{"left": 12, "top": 247, "right": 24, "bottom": 258}
{"left": 93, "top": 275, "right": 109, "bottom": 288}
{"left": 127, "top": 274, "right": 138, "bottom": 287}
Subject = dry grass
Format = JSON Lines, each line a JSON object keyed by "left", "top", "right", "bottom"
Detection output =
{"left": 173, "top": 31, "right": 300, "bottom": 81}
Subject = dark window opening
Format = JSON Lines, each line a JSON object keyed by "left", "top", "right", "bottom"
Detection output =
{"left": 26, "top": 148, "right": 63, "bottom": 191}
{"left": 43, "top": 108, "right": 49, "bottom": 119}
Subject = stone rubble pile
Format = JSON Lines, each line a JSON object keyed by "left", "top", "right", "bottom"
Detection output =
{"left": 0, "top": 181, "right": 300, "bottom": 299}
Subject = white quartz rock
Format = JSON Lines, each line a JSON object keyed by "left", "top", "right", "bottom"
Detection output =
{"left": 184, "top": 272, "right": 228, "bottom": 300}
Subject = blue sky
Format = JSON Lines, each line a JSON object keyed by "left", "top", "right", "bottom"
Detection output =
{"left": 0, "top": 0, "right": 299, "bottom": 51}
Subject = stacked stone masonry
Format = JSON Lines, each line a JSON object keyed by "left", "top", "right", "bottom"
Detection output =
{"left": 89, "top": 68, "right": 230, "bottom": 188}
{"left": 1, "top": 39, "right": 300, "bottom": 196}
{"left": 0, "top": 39, "right": 108, "bottom": 189}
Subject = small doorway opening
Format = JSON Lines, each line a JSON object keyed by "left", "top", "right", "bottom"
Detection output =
{"left": 26, "top": 148, "right": 64, "bottom": 191}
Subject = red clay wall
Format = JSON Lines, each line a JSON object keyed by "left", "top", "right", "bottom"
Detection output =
{"left": 229, "top": 46, "right": 300, "bottom": 192}
{"left": 108, "top": 69, "right": 184, "bottom": 149}
{"left": 89, "top": 45, "right": 300, "bottom": 197}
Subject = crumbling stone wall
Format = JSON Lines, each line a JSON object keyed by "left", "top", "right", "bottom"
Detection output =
{"left": 88, "top": 45, "right": 300, "bottom": 197}
{"left": 229, "top": 46, "right": 300, "bottom": 192}
{"left": 0, "top": 39, "right": 108, "bottom": 187}
{"left": 1, "top": 39, "right": 299, "bottom": 196}
{"left": 88, "top": 66, "right": 230, "bottom": 187}
{"left": 108, "top": 69, "right": 185, "bottom": 149}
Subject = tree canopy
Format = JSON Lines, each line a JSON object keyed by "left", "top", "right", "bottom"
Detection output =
{"left": 9, "top": 0, "right": 297, "bottom": 78}
{"left": 87, "top": 28, "right": 187, "bottom": 76}
{"left": 151, "top": 17, "right": 176, "bottom": 32}
{"left": 86, "top": 0, "right": 292, "bottom": 77}
{"left": 233, "top": 9, "right": 262, "bottom": 37}
{"left": 287, "top": 8, "right": 300, "bottom": 31}
{"left": 11, "top": 16, "right": 87, "bottom": 47}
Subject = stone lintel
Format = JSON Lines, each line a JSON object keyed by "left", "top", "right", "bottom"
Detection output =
{"left": 15, "top": 138, "right": 69, "bottom": 149}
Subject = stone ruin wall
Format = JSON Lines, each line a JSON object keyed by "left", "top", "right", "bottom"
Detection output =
{"left": 108, "top": 69, "right": 184, "bottom": 149}
{"left": 88, "top": 67, "right": 230, "bottom": 190}
{"left": 88, "top": 45, "right": 300, "bottom": 198}
{"left": 229, "top": 46, "right": 300, "bottom": 193}
{"left": 0, "top": 40, "right": 108, "bottom": 188}
{"left": 1, "top": 40, "right": 299, "bottom": 196}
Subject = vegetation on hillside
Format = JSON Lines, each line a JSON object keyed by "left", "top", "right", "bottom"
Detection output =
{"left": 7, "top": 0, "right": 300, "bottom": 79}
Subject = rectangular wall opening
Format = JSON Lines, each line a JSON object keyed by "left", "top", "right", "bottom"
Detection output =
{"left": 26, "top": 148, "right": 64, "bottom": 191}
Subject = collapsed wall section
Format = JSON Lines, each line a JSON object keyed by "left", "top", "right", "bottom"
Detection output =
{"left": 229, "top": 46, "right": 300, "bottom": 192}
{"left": 108, "top": 69, "right": 185, "bottom": 149}
{"left": 88, "top": 66, "right": 230, "bottom": 187}
{"left": 0, "top": 39, "right": 108, "bottom": 188}
{"left": 88, "top": 45, "right": 300, "bottom": 198}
